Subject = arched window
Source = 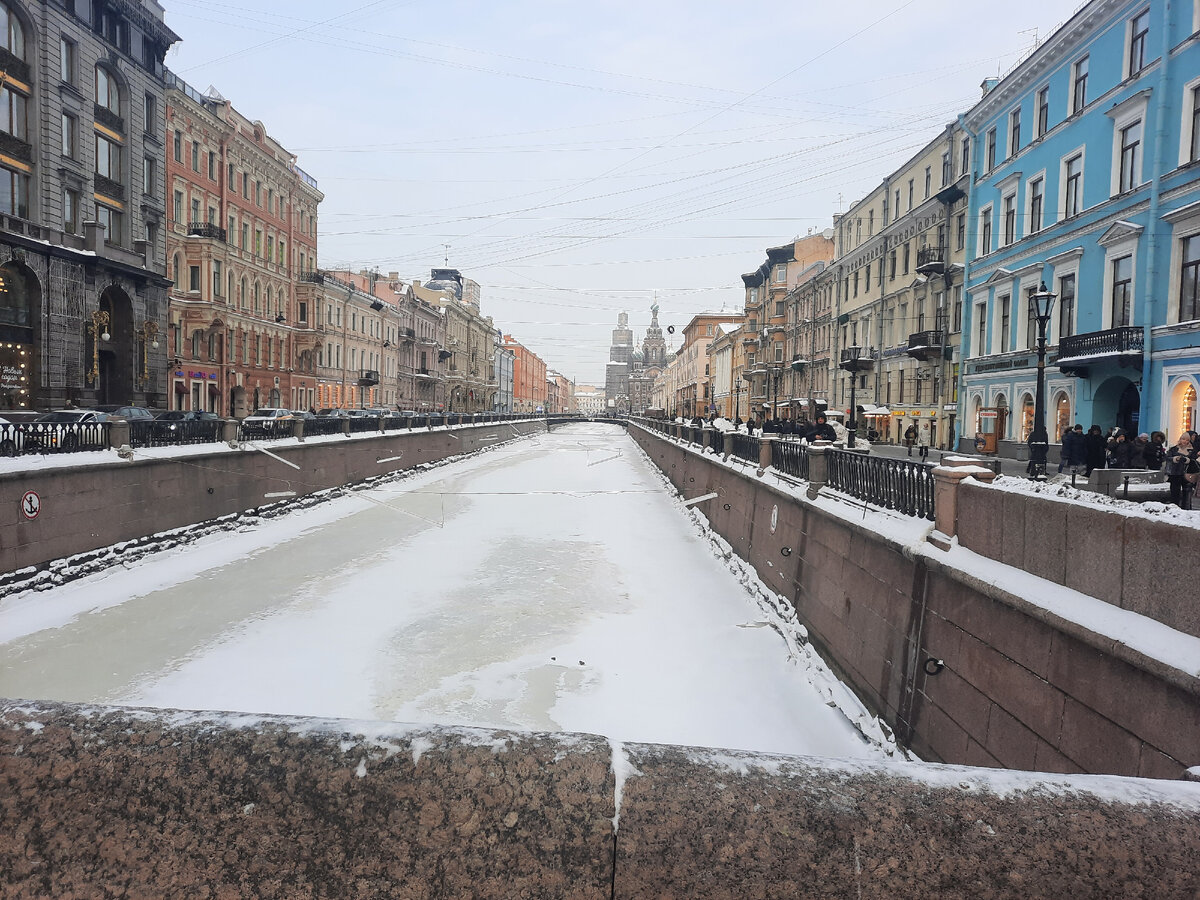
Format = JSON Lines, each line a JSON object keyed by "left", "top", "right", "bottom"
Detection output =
{"left": 1020, "top": 393, "right": 1035, "bottom": 442}
{"left": 239, "top": 277, "right": 246, "bottom": 309}
{"left": 191, "top": 330, "right": 202, "bottom": 359}
{"left": 1, "top": 2, "right": 24, "bottom": 58}
{"left": 1054, "top": 392, "right": 1071, "bottom": 440}
{"left": 95, "top": 66, "right": 120, "bottom": 116}
{"left": 172, "top": 254, "right": 181, "bottom": 285}
{"left": 253, "top": 282, "right": 260, "bottom": 314}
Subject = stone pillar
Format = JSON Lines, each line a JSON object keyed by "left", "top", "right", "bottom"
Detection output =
{"left": 83, "top": 221, "right": 106, "bottom": 254}
{"left": 928, "top": 463, "right": 998, "bottom": 550}
{"left": 805, "top": 442, "right": 830, "bottom": 499}
{"left": 722, "top": 430, "right": 735, "bottom": 459}
{"left": 758, "top": 435, "right": 775, "bottom": 472}
{"left": 222, "top": 419, "right": 239, "bottom": 443}
{"left": 107, "top": 418, "right": 130, "bottom": 450}
{"left": 701, "top": 426, "right": 714, "bottom": 452}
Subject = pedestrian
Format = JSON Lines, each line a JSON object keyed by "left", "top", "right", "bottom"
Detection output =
{"left": 1145, "top": 431, "right": 1167, "bottom": 470}
{"left": 1057, "top": 425, "right": 1074, "bottom": 473}
{"left": 1131, "top": 433, "right": 1151, "bottom": 469}
{"left": 807, "top": 413, "right": 837, "bottom": 442}
{"left": 1108, "top": 429, "right": 1135, "bottom": 468}
{"left": 1061, "top": 423, "right": 1086, "bottom": 476}
{"left": 1084, "top": 424, "right": 1107, "bottom": 476}
{"left": 1165, "top": 430, "right": 1198, "bottom": 509}
{"left": 904, "top": 424, "right": 917, "bottom": 456}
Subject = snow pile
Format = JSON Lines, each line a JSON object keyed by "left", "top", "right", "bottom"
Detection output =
{"left": 986, "top": 474, "right": 1200, "bottom": 527}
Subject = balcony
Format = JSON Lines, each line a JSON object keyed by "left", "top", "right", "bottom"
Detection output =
{"left": 186, "top": 222, "right": 226, "bottom": 242}
{"left": 358, "top": 369, "right": 380, "bottom": 386}
{"left": 400, "top": 327, "right": 416, "bottom": 341}
{"left": 299, "top": 271, "right": 324, "bottom": 284}
{"left": 839, "top": 347, "right": 875, "bottom": 373}
{"left": 915, "top": 246, "right": 946, "bottom": 276}
{"left": 906, "top": 330, "right": 945, "bottom": 362}
{"left": 1053, "top": 326, "right": 1143, "bottom": 377}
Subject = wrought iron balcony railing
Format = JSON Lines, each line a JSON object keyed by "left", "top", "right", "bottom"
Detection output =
{"left": 358, "top": 369, "right": 380, "bottom": 386}
{"left": 1054, "top": 326, "right": 1143, "bottom": 375}
{"left": 916, "top": 245, "right": 946, "bottom": 275}
{"left": 186, "top": 222, "right": 226, "bottom": 241}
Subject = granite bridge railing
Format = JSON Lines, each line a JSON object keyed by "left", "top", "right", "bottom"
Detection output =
{"left": 2, "top": 700, "right": 1198, "bottom": 899}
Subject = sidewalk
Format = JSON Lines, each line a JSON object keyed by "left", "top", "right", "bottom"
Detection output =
{"left": 865, "top": 442, "right": 1033, "bottom": 477}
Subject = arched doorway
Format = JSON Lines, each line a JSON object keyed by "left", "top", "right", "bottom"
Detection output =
{"left": 1093, "top": 376, "right": 1140, "bottom": 433}
{"left": 1019, "top": 393, "right": 1035, "bottom": 441}
{"left": 1054, "top": 392, "right": 1072, "bottom": 441}
{"left": 994, "top": 393, "right": 1009, "bottom": 439}
{"left": 96, "top": 285, "right": 134, "bottom": 404}
{"left": 0, "top": 261, "right": 40, "bottom": 410}
{"left": 1168, "top": 379, "right": 1197, "bottom": 439}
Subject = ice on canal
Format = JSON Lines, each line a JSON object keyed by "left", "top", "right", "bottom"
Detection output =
{"left": 0, "top": 423, "right": 893, "bottom": 761}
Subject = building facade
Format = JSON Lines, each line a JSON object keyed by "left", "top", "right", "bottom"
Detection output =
{"left": 0, "top": 0, "right": 178, "bottom": 411}
{"left": 503, "top": 333, "right": 547, "bottom": 413}
{"left": 960, "top": 0, "right": 1200, "bottom": 451}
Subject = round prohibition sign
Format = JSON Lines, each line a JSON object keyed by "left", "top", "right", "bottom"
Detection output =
{"left": 20, "top": 490, "right": 40, "bottom": 520}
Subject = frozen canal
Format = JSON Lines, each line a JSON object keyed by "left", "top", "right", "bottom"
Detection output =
{"left": 0, "top": 423, "right": 888, "bottom": 760}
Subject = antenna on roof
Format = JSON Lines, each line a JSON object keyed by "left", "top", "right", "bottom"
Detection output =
{"left": 204, "top": 86, "right": 226, "bottom": 101}
{"left": 443, "top": 244, "right": 450, "bottom": 266}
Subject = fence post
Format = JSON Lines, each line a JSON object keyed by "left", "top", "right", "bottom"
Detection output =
{"left": 805, "top": 442, "right": 831, "bottom": 499}
{"left": 108, "top": 418, "right": 130, "bottom": 450}
{"left": 294, "top": 419, "right": 306, "bottom": 442}
{"left": 222, "top": 419, "right": 239, "bottom": 444}
{"left": 342, "top": 418, "right": 352, "bottom": 437}
{"left": 701, "top": 426, "right": 714, "bottom": 452}
{"left": 928, "top": 462, "right": 998, "bottom": 550}
{"left": 758, "top": 435, "right": 775, "bottom": 473}
{"left": 722, "top": 430, "right": 735, "bottom": 459}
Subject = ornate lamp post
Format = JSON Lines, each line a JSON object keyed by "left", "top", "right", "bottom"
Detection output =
{"left": 839, "top": 345, "right": 873, "bottom": 448}
{"left": 1026, "top": 281, "right": 1056, "bottom": 480}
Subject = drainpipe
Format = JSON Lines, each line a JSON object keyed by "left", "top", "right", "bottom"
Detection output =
{"left": 1140, "top": 1, "right": 1173, "bottom": 432}
{"left": 958, "top": 115, "right": 976, "bottom": 451}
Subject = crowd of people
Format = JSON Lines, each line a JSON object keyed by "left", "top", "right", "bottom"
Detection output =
{"left": 1058, "top": 424, "right": 1199, "bottom": 508}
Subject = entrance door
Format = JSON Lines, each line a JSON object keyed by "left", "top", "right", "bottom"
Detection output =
{"left": 1117, "top": 382, "right": 1140, "bottom": 434}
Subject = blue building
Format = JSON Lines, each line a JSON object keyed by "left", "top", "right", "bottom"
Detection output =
{"left": 959, "top": 0, "right": 1200, "bottom": 454}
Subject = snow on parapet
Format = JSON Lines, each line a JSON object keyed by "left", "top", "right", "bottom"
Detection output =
{"left": 609, "top": 738, "right": 642, "bottom": 833}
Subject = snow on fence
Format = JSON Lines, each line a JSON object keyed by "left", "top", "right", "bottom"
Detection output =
{"left": 826, "top": 448, "right": 936, "bottom": 520}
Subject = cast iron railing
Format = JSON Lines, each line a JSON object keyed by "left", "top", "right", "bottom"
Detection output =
{"left": 826, "top": 449, "right": 934, "bottom": 520}
{"left": 5, "top": 421, "right": 111, "bottom": 454}
{"left": 129, "top": 419, "right": 222, "bottom": 447}
{"left": 730, "top": 433, "right": 760, "bottom": 464}
{"left": 305, "top": 417, "right": 345, "bottom": 436}
{"left": 237, "top": 420, "right": 295, "bottom": 442}
{"left": 347, "top": 416, "right": 380, "bottom": 433}
{"left": 772, "top": 440, "right": 809, "bottom": 480}
{"left": 1054, "top": 326, "right": 1143, "bottom": 362}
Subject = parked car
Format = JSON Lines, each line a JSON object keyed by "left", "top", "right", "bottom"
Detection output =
{"left": 0, "top": 414, "right": 29, "bottom": 455}
{"left": 290, "top": 409, "right": 316, "bottom": 420}
{"left": 27, "top": 409, "right": 110, "bottom": 452}
{"left": 92, "top": 404, "right": 156, "bottom": 421}
{"left": 152, "top": 409, "right": 220, "bottom": 439}
{"left": 316, "top": 408, "right": 352, "bottom": 418}
{"left": 242, "top": 408, "right": 294, "bottom": 434}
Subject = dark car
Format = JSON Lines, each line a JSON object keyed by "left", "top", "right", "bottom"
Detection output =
{"left": 27, "top": 409, "right": 110, "bottom": 452}
{"left": 151, "top": 409, "right": 220, "bottom": 439}
{"left": 91, "top": 404, "right": 156, "bottom": 421}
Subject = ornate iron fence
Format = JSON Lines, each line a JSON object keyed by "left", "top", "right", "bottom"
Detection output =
{"left": 730, "top": 433, "right": 760, "bottom": 464}
{"left": 129, "top": 419, "right": 222, "bottom": 448}
{"left": 772, "top": 440, "right": 809, "bottom": 480}
{"left": 8, "top": 421, "right": 111, "bottom": 454}
{"left": 826, "top": 449, "right": 934, "bottom": 520}
{"left": 347, "top": 417, "right": 381, "bottom": 434}
{"left": 305, "top": 418, "right": 345, "bottom": 437}
{"left": 237, "top": 421, "right": 296, "bottom": 442}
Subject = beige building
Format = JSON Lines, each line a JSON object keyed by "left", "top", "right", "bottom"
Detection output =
{"left": 574, "top": 384, "right": 605, "bottom": 415}
{"left": 413, "top": 269, "right": 496, "bottom": 414}
{"left": 830, "top": 123, "right": 969, "bottom": 447}
{"left": 676, "top": 312, "right": 745, "bottom": 417}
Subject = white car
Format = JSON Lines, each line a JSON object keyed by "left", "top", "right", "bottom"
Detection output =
{"left": 241, "top": 408, "right": 295, "bottom": 435}
{"left": 0, "top": 414, "right": 29, "bottom": 456}
{"left": 27, "top": 410, "right": 111, "bottom": 452}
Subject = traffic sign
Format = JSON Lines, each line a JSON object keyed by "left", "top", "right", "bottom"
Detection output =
{"left": 20, "top": 490, "right": 40, "bottom": 519}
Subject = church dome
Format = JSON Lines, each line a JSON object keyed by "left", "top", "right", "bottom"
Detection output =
{"left": 631, "top": 349, "right": 645, "bottom": 364}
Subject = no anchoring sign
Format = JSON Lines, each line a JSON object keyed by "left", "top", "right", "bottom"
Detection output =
{"left": 20, "top": 490, "right": 40, "bottom": 520}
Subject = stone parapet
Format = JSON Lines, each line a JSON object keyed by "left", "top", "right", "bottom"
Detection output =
{"left": 2, "top": 701, "right": 1198, "bottom": 899}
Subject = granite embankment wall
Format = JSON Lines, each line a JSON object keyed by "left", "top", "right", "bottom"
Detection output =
{"left": 0, "top": 420, "right": 545, "bottom": 574}
{"left": 628, "top": 425, "right": 1200, "bottom": 781}
{"left": 2, "top": 701, "right": 1199, "bottom": 899}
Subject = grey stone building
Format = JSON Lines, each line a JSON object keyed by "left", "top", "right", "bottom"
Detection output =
{"left": 0, "top": 0, "right": 177, "bottom": 411}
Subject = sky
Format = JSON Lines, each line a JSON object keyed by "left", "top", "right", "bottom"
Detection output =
{"left": 161, "top": 0, "right": 1087, "bottom": 385}
{"left": 0, "top": 424, "right": 895, "bottom": 759}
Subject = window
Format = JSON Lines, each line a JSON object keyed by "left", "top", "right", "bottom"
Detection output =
{"left": 191, "top": 140, "right": 200, "bottom": 172}
{"left": 867, "top": 209, "right": 873, "bottom": 234}
{"left": 255, "top": 181, "right": 261, "bottom": 206}
{"left": 144, "top": 93, "right": 156, "bottom": 135}
{"left": 95, "top": 134, "right": 121, "bottom": 179}
{"left": 889, "top": 250, "right": 896, "bottom": 279}
{"left": 60, "top": 36, "right": 75, "bottom": 83}
{"left": 907, "top": 179, "right": 914, "bottom": 209}
{"left": 212, "top": 260, "right": 222, "bottom": 297}
{"left": 1191, "top": 85, "right": 1200, "bottom": 163}
{"left": 1111, "top": 255, "right": 1133, "bottom": 326}
{"left": 0, "top": 86, "right": 26, "bottom": 141}
{"left": 208, "top": 150, "right": 216, "bottom": 180}
{"left": 999, "top": 294, "right": 1011, "bottom": 351}
{"left": 62, "top": 188, "right": 78, "bottom": 233}
{"left": 188, "top": 265, "right": 200, "bottom": 292}
{"left": 1072, "top": 56, "right": 1089, "bottom": 115}
{"left": 1009, "top": 108, "right": 1021, "bottom": 157}
{"left": 986, "top": 128, "right": 996, "bottom": 171}
{"left": 190, "top": 197, "right": 200, "bottom": 222}
{"left": 1036, "top": 87, "right": 1049, "bottom": 137}
{"left": 1119, "top": 120, "right": 1142, "bottom": 192}
{"left": 1058, "top": 273, "right": 1076, "bottom": 338}
{"left": 61, "top": 112, "right": 76, "bottom": 157}
{"left": 976, "top": 303, "right": 987, "bottom": 356}
{"left": 1182, "top": 235, "right": 1200, "bottom": 322}
{"left": 942, "top": 151, "right": 952, "bottom": 186}
{"left": 1029, "top": 177, "right": 1044, "bottom": 234}
{"left": 96, "top": 205, "right": 121, "bottom": 243}
{"left": 773, "top": 264, "right": 786, "bottom": 283}
{"left": 961, "top": 137, "right": 970, "bottom": 176}
{"left": 952, "top": 285, "right": 963, "bottom": 332}
{"left": 980, "top": 206, "right": 993, "bottom": 255}
{"left": 902, "top": 244, "right": 910, "bottom": 274}
{"left": 173, "top": 130, "right": 182, "bottom": 163}
{"left": 242, "top": 172, "right": 249, "bottom": 198}
{"left": 1128, "top": 9, "right": 1149, "bottom": 76}
{"left": 228, "top": 162, "right": 234, "bottom": 185}
{"left": 1064, "top": 153, "right": 1083, "bottom": 218}
{"left": 1003, "top": 194, "right": 1016, "bottom": 245}
{"left": 882, "top": 197, "right": 889, "bottom": 225}
{"left": 956, "top": 213, "right": 966, "bottom": 250}
{"left": 173, "top": 190, "right": 182, "bottom": 223}
{"left": 924, "top": 166, "right": 931, "bottom": 198}
{"left": 95, "top": 66, "right": 119, "bottom": 116}
{"left": 142, "top": 155, "right": 155, "bottom": 195}
{"left": 241, "top": 223, "right": 248, "bottom": 249}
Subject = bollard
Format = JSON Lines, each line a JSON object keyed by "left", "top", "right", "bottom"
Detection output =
{"left": 758, "top": 435, "right": 775, "bottom": 473}
{"left": 805, "top": 443, "right": 830, "bottom": 499}
{"left": 722, "top": 430, "right": 735, "bottom": 460}
{"left": 107, "top": 418, "right": 130, "bottom": 451}
{"left": 294, "top": 419, "right": 306, "bottom": 442}
{"left": 222, "top": 419, "right": 239, "bottom": 444}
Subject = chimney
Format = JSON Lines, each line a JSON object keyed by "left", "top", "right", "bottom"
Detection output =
{"left": 980, "top": 77, "right": 1000, "bottom": 97}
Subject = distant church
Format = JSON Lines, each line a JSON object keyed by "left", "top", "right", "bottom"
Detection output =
{"left": 605, "top": 305, "right": 673, "bottom": 414}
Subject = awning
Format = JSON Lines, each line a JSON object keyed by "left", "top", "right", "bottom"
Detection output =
{"left": 173, "top": 381, "right": 186, "bottom": 394}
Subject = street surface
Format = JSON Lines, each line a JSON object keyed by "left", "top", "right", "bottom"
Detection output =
{"left": 0, "top": 423, "right": 882, "bottom": 759}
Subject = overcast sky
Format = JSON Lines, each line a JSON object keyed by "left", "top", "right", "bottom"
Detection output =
{"left": 163, "top": 0, "right": 1085, "bottom": 386}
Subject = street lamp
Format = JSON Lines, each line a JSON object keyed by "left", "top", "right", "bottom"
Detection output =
{"left": 838, "top": 345, "right": 873, "bottom": 448}
{"left": 1026, "top": 281, "right": 1056, "bottom": 480}
{"left": 769, "top": 363, "right": 784, "bottom": 427}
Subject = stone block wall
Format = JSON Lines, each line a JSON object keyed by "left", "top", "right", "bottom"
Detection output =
{"left": 0, "top": 421, "right": 544, "bottom": 574}
{"left": 2, "top": 701, "right": 1199, "bottom": 899}
{"left": 628, "top": 425, "right": 1200, "bottom": 780}
{"left": 956, "top": 480, "right": 1200, "bottom": 638}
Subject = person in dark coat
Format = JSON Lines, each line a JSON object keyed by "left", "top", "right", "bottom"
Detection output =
{"left": 1084, "top": 424, "right": 1107, "bottom": 476}
{"left": 1145, "top": 431, "right": 1167, "bottom": 470}
{"left": 1059, "top": 424, "right": 1083, "bottom": 473}
{"left": 903, "top": 424, "right": 917, "bottom": 456}
{"left": 807, "top": 414, "right": 837, "bottom": 442}
{"left": 1130, "top": 433, "right": 1151, "bottom": 469}
{"left": 1108, "top": 429, "right": 1135, "bottom": 468}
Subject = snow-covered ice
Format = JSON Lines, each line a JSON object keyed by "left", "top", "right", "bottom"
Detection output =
{"left": 0, "top": 423, "right": 889, "bottom": 761}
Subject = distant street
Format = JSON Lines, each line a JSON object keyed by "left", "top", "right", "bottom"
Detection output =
{"left": 0, "top": 423, "right": 884, "bottom": 760}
